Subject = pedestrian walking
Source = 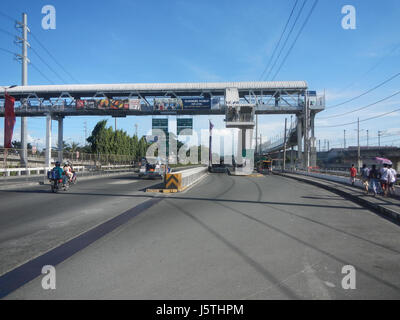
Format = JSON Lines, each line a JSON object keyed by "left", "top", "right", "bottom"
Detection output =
{"left": 368, "top": 164, "right": 380, "bottom": 196}
{"left": 349, "top": 164, "right": 357, "bottom": 186}
{"left": 360, "top": 164, "right": 370, "bottom": 194}
{"left": 388, "top": 164, "right": 397, "bottom": 196}
{"left": 380, "top": 164, "right": 389, "bottom": 197}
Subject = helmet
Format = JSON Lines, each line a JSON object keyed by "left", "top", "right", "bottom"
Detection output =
{"left": 55, "top": 161, "right": 60, "bottom": 166}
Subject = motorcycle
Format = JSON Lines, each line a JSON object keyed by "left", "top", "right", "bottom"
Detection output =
{"left": 47, "top": 170, "right": 70, "bottom": 192}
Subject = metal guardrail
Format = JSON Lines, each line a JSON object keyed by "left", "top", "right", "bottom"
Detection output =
{"left": 0, "top": 166, "right": 85, "bottom": 177}
{"left": 0, "top": 164, "right": 135, "bottom": 178}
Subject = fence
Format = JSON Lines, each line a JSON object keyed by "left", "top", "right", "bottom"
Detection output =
{"left": 0, "top": 148, "right": 135, "bottom": 177}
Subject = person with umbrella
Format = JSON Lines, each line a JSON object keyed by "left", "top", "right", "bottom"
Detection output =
{"left": 388, "top": 164, "right": 397, "bottom": 196}
{"left": 380, "top": 164, "right": 390, "bottom": 197}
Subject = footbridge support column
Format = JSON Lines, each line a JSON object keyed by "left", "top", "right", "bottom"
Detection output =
{"left": 45, "top": 114, "right": 52, "bottom": 169}
{"left": 310, "top": 113, "right": 316, "bottom": 167}
{"left": 296, "top": 116, "right": 303, "bottom": 168}
{"left": 57, "top": 116, "right": 64, "bottom": 163}
{"left": 20, "top": 117, "right": 28, "bottom": 167}
{"left": 237, "top": 129, "right": 247, "bottom": 165}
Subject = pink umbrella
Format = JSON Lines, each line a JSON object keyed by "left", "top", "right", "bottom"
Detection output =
{"left": 374, "top": 157, "right": 392, "bottom": 165}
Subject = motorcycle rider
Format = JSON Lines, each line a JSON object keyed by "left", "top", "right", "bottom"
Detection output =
{"left": 63, "top": 161, "right": 73, "bottom": 182}
{"left": 52, "top": 161, "right": 64, "bottom": 180}
{"left": 69, "top": 161, "right": 77, "bottom": 182}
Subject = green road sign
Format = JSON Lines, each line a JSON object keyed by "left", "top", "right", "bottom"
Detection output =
{"left": 177, "top": 118, "right": 193, "bottom": 135}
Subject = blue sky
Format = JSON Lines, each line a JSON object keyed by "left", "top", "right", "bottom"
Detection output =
{"left": 1, "top": 0, "right": 400, "bottom": 151}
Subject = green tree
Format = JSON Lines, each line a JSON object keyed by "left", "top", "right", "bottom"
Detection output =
{"left": 86, "top": 120, "right": 150, "bottom": 161}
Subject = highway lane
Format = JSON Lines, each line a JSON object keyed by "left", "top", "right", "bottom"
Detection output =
{"left": 4, "top": 173, "right": 400, "bottom": 299}
{"left": 0, "top": 174, "right": 161, "bottom": 276}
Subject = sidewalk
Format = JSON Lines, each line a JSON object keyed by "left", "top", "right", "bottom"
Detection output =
{"left": 279, "top": 171, "right": 400, "bottom": 224}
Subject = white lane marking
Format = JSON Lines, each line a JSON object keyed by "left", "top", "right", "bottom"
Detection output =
{"left": 108, "top": 180, "right": 139, "bottom": 185}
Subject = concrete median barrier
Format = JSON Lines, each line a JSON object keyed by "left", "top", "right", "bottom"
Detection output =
{"left": 166, "top": 166, "right": 208, "bottom": 191}
{"left": 147, "top": 166, "right": 208, "bottom": 192}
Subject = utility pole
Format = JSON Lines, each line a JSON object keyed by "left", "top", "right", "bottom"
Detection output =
{"left": 366, "top": 129, "right": 369, "bottom": 148}
{"left": 283, "top": 118, "right": 287, "bottom": 171}
{"left": 357, "top": 118, "right": 361, "bottom": 169}
{"left": 318, "top": 139, "right": 321, "bottom": 152}
{"left": 343, "top": 129, "right": 346, "bottom": 149}
{"left": 16, "top": 13, "right": 30, "bottom": 167}
{"left": 134, "top": 123, "right": 138, "bottom": 137}
{"left": 378, "top": 130, "right": 382, "bottom": 147}
{"left": 327, "top": 140, "right": 330, "bottom": 151}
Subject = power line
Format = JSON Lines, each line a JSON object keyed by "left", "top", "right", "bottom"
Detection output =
{"left": 30, "top": 31, "right": 80, "bottom": 83}
{"left": 0, "top": 47, "right": 16, "bottom": 55}
{"left": 271, "top": 0, "right": 319, "bottom": 80}
{"left": 30, "top": 62, "right": 55, "bottom": 84}
{"left": 326, "top": 71, "right": 400, "bottom": 109}
{"left": 0, "top": 10, "right": 16, "bottom": 22}
{"left": 319, "top": 89, "right": 400, "bottom": 119}
{"left": 259, "top": 0, "right": 299, "bottom": 81}
{"left": 2, "top": 11, "right": 75, "bottom": 84}
{"left": 30, "top": 46, "right": 68, "bottom": 83}
{"left": 334, "top": 42, "right": 400, "bottom": 94}
{"left": 317, "top": 107, "right": 400, "bottom": 128}
{"left": 0, "top": 27, "right": 17, "bottom": 38}
{"left": 264, "top": 0, "right": 308, "bottom": 80}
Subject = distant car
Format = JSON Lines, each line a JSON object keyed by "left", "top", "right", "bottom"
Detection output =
{"left": 209, "top": 163, "right": 228, "bottom": 173}
{"left": 256, "top": 160, "right": 272, "bottom": 174}
{"left": 138, "top": 158, "right": 163, "bottom": 179}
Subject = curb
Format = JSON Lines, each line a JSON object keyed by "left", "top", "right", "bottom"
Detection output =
{"left": 146, "top": 185, "right": 189, "bottom": 193}
{"left": 278, "top": 172, "right": 400, "bottom": 224}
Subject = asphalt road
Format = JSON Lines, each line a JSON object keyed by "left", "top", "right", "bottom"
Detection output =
{"left": 0, "top": 173, "right": 160, "bottom": 276}
{"left": 2, "top": 173, "right": 400, "bottom": 299}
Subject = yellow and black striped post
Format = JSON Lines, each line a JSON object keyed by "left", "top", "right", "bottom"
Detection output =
{"left": 165, "top": 173, "right": 182, "bottom": 190}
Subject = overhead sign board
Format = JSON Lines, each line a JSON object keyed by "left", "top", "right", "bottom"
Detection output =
{"left": 177, "top": 118, "right": 193, "bottom": 135}
{"left": 152, "top": 118, "right": 168, "bottom": 135}
{"left": 152, "top": 118, "right": 169, "bottom": 155}
{"left": 129, "top": 99, "right": 141, "bottom": 110}
{"left": 182, "top": 98, "right": 211, "bottom": 110}
{"left": 154, "top": 98, "right": 183, "bottom": 111}
{"left": 76, "top": 99, "right": 131, "bottom": 110}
